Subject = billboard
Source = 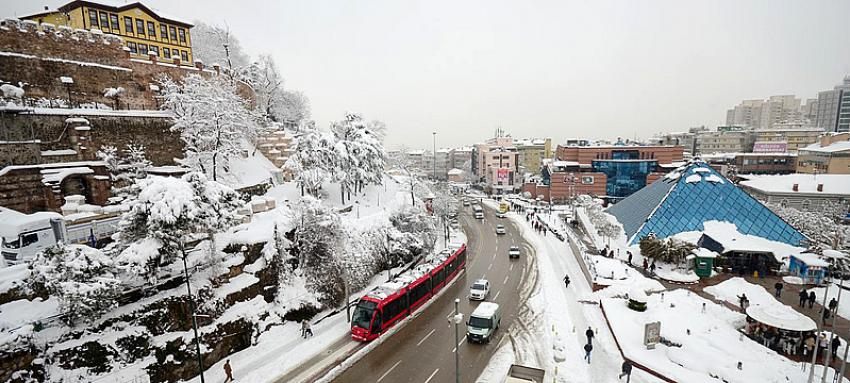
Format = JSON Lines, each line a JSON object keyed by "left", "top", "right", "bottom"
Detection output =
{"left": 496, "top": 168, "right": 510, "bottom": 183}
{"left": 752, "top": 141, "right": 787, "bottom": 153}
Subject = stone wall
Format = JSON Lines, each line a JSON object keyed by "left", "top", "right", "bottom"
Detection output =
{"left": 0, "top": 112, "right": 181, "bottom": 166}
{"left": 0, "top": 163, "right": 111, "bottom": 213}
{"left": 0, "top": 26, "right": 251, "bottom": 110}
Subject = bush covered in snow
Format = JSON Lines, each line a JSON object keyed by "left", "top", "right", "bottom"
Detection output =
{"left": 28, "top": 244, "right": 121, "bottom": 326}
{"left": 638, "top": 235, "right": 696, "bottom": 264}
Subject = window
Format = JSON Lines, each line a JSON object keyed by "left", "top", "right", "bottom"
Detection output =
{"left": 124, "top": 16, "right": 134, "bottom": 33}
{"left": 169, "top": 26, "right": 177, "bottom": 41}
{"left": 138, "top": 43, "right": 148, "bottom": 54}
{"left": 136, "top": 19, "right": 145, "bottom": 35}
{"left": 160, "top": 24, "right": 168, "bottom": 40}
{"left": 99, "top": 12, "right": 110, "bottom": 30}
{"left": 110, "top": 14, "right": 120, "bottom": 31}
{"left": 127, "top": 41, "right": 137, "bottom": 53}
{"left": 163, "top": 47, "right": 170, "bottom": 58}
{"left": 89, "top": 10, "right": 99, "bottom": 27}
{"left": 181, "top": 50, "right": 189, "bottom": 62}
{"left": 178, "top": 28, "right": 187, "bottom": 44}
{"left": 581, "top": 176, "right": 594, "bottom": 184}
{"left": 149, "top": 45, "right": 158, "bottom": 56}
{"left": 147, "top": 21, "right": 156, "bottom": 37}
{"left": 21, "top": 233, "right": 39, "bottom": 247}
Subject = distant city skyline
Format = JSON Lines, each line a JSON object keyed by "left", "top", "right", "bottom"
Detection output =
{"left": 6, "top": 0, "right": 850, "bottom": 149}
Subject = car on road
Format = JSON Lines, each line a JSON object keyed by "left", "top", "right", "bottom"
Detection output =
{"left": 508, "top": 245, "right": 520, "bottom": 259}
{"left": 469, "top": 279, "right": 490, "bottom": 300}
{"left": 495, "top": 224, "right": 506, "bottom": 235}
{"left": 496, "top": 211, "right": 507, "bottom": 218}
{"left": 463, "top": 200, "right": 471, "bottom": 206}
{"left": 467, "top": 302, "right": 501, "bottom": 344}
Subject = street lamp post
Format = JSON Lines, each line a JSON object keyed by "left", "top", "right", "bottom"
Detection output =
{"left": 433, "top": 132, "right": 437, "bottom": 180}
{"left": 453, "top": 298, "right": 462, "bottom": 383}
{"left": 181, "top": 242, "right": 205, "bottom": 383}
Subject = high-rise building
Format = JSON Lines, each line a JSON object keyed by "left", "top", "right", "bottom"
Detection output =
{"left": 726, "top": 96, "right": 802, "bottom": 129}
{"left": 513, "top": 138, "right": 552, "bottom": 176}
{"left": 815, "top": 76, "right": 850, "bottom": 133}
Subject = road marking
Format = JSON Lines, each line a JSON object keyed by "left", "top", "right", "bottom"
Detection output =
{"left": 503, "top": 275, "right": 509, "bottom": 284}
{"left": 509, "top": 263, "right": 514, "bottom": 271}
{"left": 494, "top": 290, "right": 501, "bottom": 300}
{"left": 377, "top": 360, "right": 401, "bottom": 383}
{"left": 488, "top": 263, "right": 493, "bottom": 270}
{"left": 452, "top": 335, "right": 468, "bottom": 352}
{"left": 417, "top": 328, "right": 436, "bottom": 346}
{"left": 424, "top": 368, "right": 440, "bottom": 383}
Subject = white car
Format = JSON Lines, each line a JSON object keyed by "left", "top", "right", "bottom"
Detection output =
{"left": 495, "top": 224, "right": 506, "bottom": 235}
{"left": 469, "top": 279, "right": 490, "bottom": 300}
{"left": 509, "top": 245, "right": 520, "bottom": 259}
{"left": 496, "top": 212, "right": 507, "bottom": 218}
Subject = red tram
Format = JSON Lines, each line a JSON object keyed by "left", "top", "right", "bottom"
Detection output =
{"left": 350, "top": 243, "right": 467, "bottom": 342}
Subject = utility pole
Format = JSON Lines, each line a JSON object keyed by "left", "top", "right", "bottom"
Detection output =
{"left": 808, "top": 283, "right": 831, "bottom": 383}
{"left": 453, "top": 298, "right": 462, "bottom": 383}
{"left": 181, "top": 242, "right": 205, "bottom": 383}
{"left": 821, "top": 277, "right": 845, "bottom": 383}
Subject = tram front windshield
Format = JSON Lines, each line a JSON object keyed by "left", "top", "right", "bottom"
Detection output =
{"left": 351, "top": 300, "right": 377, "bottom": 330}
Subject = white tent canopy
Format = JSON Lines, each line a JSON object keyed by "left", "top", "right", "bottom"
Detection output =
{"left": 746, "top": 304, "right": 816, "bottom": 332}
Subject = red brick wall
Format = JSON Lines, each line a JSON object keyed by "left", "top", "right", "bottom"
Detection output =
{"left": 550, "top": 171, "right": 607, "bottom": 200}
{"left": 556, "top": 145, "right": 684, "bottom": 165}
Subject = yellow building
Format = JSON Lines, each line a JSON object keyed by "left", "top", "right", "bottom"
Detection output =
{"left": 20, "top": 1, "right": 193, "bottom": 63}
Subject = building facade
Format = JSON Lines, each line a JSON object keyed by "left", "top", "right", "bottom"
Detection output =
{"left": 514, "top": 138, "right": 552, "bottom": 176}
{"left": 696, "top": 128, "right": 756, "bottom": 154}
{"left": 815, "top": 76, "right": 850, "bottom": 133}
{"left": 552, "top": 144, "right": 684, "bottom": 201}
{"left": 797, "top": 133, "right": 850, "bottom": 174}
{"left": 739, "top": 174, "right": 850, "bottom": 217}
{"left": 753, "top": 124, "right": 824, "bottom": 152}
{"left": 726, "top": 96, "right": 803, "bottom": 130}
{"left": 20, "top": 1, "right": 194, "bottom": 63}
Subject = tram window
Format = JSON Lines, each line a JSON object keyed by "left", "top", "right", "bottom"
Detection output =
{"left": 371, "top": 316, "right": 382, "bottom": 333}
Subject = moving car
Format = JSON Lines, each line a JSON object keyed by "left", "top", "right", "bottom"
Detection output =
{"left": 509, "top": 245, "right": 520, "bottom": 259}
{"left": 467, "top": 302, "right": 501, "bottom": 344}
{"left": 495, "top": 224, "right": 506, "bottom": 235}
{"left": 463, "top": 200, "right": 471, "bottom": 206}
{"left": 469, "top": 279, "right": 490, "bottom": 300}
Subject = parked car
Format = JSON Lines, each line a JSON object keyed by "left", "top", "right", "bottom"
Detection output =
{"left": 509, "top": 245, "right": 520, "bottom": 259}
{"left": 469, "top": 279, "right": 490, "bottom": 300}
{"left": 496, "top": 224, "right": 506, "bottom": 235}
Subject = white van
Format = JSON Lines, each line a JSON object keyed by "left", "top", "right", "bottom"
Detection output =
{"left": 466, "top": 302, "right": 501, "bottom": 344}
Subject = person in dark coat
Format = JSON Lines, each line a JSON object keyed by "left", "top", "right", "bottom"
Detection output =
{"left": 809, "top": 291, "right": 816, "bottom": 309}
{"left": 774, "top": 282, "right": 783, "bottom": 298}
{"left": 584, "top": 342, "right": 593, "bottom": 364}
{"left": 627, "top": 251, "right": 633, "bottom": 266}
{"left": 650, "top": 261, "right": 657, "bottom": 275}
{"left": 586, "top": 327, "right": 595, "bottom": 344}
{"left": 642, "top": 258, "right": 649, "bottom": 270}
{"left": 563, "top": 275, "right": 571, "bottom": 288}
{"left": 223, "top": 359, "right": 234, "bottom": 383}
{"left": 829, "top": 298, "right": 838, "bottom": 314}
{"left": 619, "top": 360, "right": 632, "bottom": 379}
{"left": 832, "top": 336, "right": 841, "bottom": 359}
{"left": 799, "top": 288, "right": 808, "bottom": 307}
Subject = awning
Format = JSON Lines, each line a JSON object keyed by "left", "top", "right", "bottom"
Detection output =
{"left": 746, "top": 304, "right": 816, "bottom": 332}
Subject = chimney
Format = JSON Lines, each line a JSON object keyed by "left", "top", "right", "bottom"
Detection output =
{"left": 792, "top": 183, "right": 799, "bottom": 192}
{"left": 148, "top": 51, "right": 157, "bottom": 63}
{"left": 817, "top": 184, "right": 823, "bottom": 192}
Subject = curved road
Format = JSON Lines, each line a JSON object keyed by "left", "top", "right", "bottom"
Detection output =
{"left": 331, "top": 202, "right": 536, "bottom": 383}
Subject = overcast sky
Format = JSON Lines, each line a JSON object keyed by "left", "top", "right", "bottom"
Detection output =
{"left": 5, "top": 0, "right": 850, "bottom": 149}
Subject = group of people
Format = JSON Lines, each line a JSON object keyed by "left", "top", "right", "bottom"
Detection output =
{"left": 641, "top": 258, "right": 657, "bottom": 275}
{"left": 747, "top": 322, "right": 842, "bottom": 363}
{"left": 531, "top": 219, "right": 548, "bottom": 235}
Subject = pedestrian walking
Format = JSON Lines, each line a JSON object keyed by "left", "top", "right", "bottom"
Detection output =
{"left": 829, "top": 298, "right": 838, "bottom": 314}
{"left": 832, "top": 336, "right": 841, "bottom": 359}
{"left": 650, "top": 260, "right": 656, "bottom": 275}
{"left": 563, "top": 275, "right": 571, "bottom": 288}
{"left": 223, "top": 359, "right": 234, "bottom": 383}
{"left": 738, "top": 293, "right": 749, "bottom": 311}
{"left": 583, "top": 342, "right": 593, "bottom": 364}
{"left": 799, "top": 288, "right": 808, "bottom": 307}
{"left": 585, "top": 327, "right": 595, "bottom": 345}
{"left": 627, "top": 251, "right": 633, "bottom": 266}
{"left": 809, "top": 291, "right": 816, "bottom": 309}
{"left": 774, "top": 282, "right": 783, "bottom": 298}
{"left": 642, "top": 258, "right": 648, "bottom": 270}
{"left": 619, "top": 360, "right": 632, "bottom": 380}
{"left": 302, "top": 319, "right": 313, "bottom": 338}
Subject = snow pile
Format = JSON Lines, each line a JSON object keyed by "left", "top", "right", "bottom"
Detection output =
{"left": 685, "top": 174, "right": 702, "bottom": 184}
{"left": 0, "top": 83, "right": 24, "bottom": 98}
{"left": 603, "top": 289, "right": 847, "bottom": 383}
{"left": 704, "top": 277, "right": 775, "bottom": 308}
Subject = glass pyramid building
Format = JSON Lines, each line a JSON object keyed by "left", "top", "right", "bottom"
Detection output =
{"left": 607, "top": 160, "right": 806, "bottom": 246}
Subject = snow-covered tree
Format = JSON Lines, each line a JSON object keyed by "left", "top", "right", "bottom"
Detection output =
{"left": 161, "top": 74, "right": 258, "bottom": 182}
{"left": 285, "top": 121, "right": 336, "bottom": 197}
{"left": 390, "top": 205, "right": 438, "bottom": 256}
{"left": 330, "top": 112, "right": 386, "bottom": 203}
{"left": 289, "top": 197, "right": 346, "bottom": 305}
{"left": 103, "top": 86, "right": 124, "bottom": 110}
{"left": 116, "top": 172, "right": 243, "bottom": 277}
{"left": 28, "top": 244, "right": 121, "bottom": 326}
{"left": 768, "top": 202, "right": 849, "bottom": 249}
{"left": 244, "top": 54, "right": 310, "bottom": 124}
{"left": 190, "top": 21, "right": 250, "bottom": 82}
{"left": 97, "top": 144, "right": 151, "bottom": 203}
{"left": 96, "top": 145, "right": 121, "bottom": 177}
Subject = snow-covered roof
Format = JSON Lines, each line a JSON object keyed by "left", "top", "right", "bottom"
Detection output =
{"left": 691, "top": 247, "right": 718, "bottom": 259}
{"left": 792, "top": 253, "right": 829, "bottom": 267}
{"left": 447, "top": 168, "right": 463, "bottom": 175}
{"left": 800, "top": 140, "right": 850, "bottom": 153}
{"left": 0, "top": 161, "right": 105, "bottom": 178}
{"left": 746, "top": 304, "right": 816, "bottom": 332}
{"left": 41, "top": 166, "right": 94, "bottom": 184}
{"left": 822, "top": 249, "right": 849, "bottom": 260}
{"left": 471, "top": 302, "right": 499, "bottom": 318}
{"left": 683, "top": 221, "right": 805, "bottom": 262}
{"left": 551, "top": 160, "right": 579, "bottom": 167}
{"left": 739, "top": 174, "right": 850, "bottom": 195}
